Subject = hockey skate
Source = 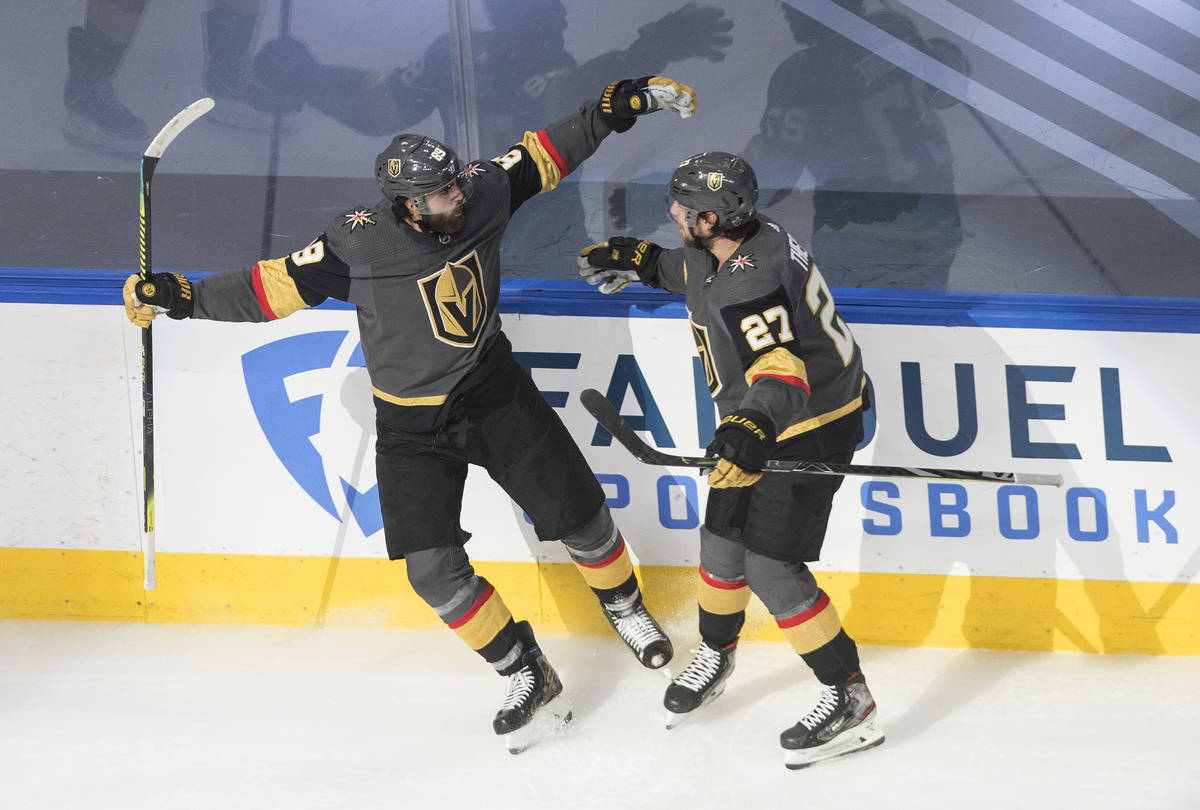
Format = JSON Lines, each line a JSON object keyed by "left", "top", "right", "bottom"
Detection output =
{"left": 493, "top": 622, "right": 572, "bottom": 754}
{"left": 663, "top": 640, "right": 736, "bottom": 728}
{"left": 602, "top": 592, "right": 674, "bottom": 669}
{"left": 780, "top": 672, "right": 884, "bottom": 769}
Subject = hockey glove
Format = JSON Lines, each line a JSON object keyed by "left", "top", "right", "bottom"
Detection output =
{"left": 706, "top": 409, "right": 776, "bottom": 489}
{"left": 578, "top": 237, "right": 661, "bottom": 294}
{"left": 599, "top": 76, "right": 697, "bottom": 131}
{"left": 123, "top": 272, "right": 193, "bottom": 328}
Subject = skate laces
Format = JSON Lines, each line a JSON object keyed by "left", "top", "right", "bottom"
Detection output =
{"left": 607, "top": 602, "right": 666, "bottom": 652}
{"left": 499, "top": 666, "right": 536, "bottom": 712}
{"left": 673, "top": 643, "right": 725, "bottom": 692}
{"left": 799, "top": 684, "right": 842, "bottom": 730}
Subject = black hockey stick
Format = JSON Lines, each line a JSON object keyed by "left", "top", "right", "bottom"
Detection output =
{"left": 580, "top": 388, "right": 1063, "bottom": 487}
{"left": 137, "top": 97, "right": 215, "bottom": 590}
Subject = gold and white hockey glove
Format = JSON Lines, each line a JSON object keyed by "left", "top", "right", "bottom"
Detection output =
{"left": 599, "top": 76, "right": 698, "bottom": 131}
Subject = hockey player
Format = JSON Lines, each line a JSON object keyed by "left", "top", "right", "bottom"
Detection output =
{"left": 124, "top": 76, "right": 696, "bottom": 753}
{"left": 577, "top": 152, "right": 884, "bottom": 768}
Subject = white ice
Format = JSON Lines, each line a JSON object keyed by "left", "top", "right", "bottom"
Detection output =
{"left": 2, "top": 620, "right": 1197, "bottom": 809}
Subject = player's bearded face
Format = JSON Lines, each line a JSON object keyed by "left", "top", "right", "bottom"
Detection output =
{"left": 419, "top": 179, "right": 468, "bottom": 233}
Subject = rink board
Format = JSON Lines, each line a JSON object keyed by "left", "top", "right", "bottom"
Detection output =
{"left": 1, "top": 283, "right": 1197, "bottom": 654}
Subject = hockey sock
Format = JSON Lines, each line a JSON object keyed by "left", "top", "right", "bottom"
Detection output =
{"left": 569, "top": 535, "right": 637, "bottom": 600}
{"left": 776, "top": 590, "right": 861, "bottom": 684}
{"left": 697, "top": 565, "right": 749, "bottom": 647}
{"left": 442, "top": 579, "right": 520, "bottom": 670}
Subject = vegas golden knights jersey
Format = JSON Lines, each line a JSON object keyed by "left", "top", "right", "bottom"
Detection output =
{"left": 188, "top": 101, "right": 616, "bottom": 432}
{"left": 647, "top": 216, "right": 866, "bottom": 457}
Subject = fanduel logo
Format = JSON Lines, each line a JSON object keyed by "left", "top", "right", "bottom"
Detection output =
{"left": 241, "top": 331, "right": 384, "bottom": 536}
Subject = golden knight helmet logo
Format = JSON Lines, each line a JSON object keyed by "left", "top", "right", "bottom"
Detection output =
{"left": 387, "top": 158, "right": 401, "bottom": 178}
{"left": 706, "top": 171, "right": 725, "bottom": 191}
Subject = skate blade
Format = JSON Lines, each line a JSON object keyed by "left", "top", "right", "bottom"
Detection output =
{"left": 783, "top": 720, "right": 885, "bottom": 770}
{"left": 664, "top": 681, "right": 728, "bottom": 729}
{"left": 503, "top": 693, "right": 573, "bottom": 755}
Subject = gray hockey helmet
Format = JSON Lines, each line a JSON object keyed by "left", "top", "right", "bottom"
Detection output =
{"left": 668, "top": 151, "right": 758, "bottom": 230}
{"left": 375, "top": 134, "right": 466, "bottom": 211}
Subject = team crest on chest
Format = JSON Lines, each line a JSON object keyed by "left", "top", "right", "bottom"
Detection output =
{"left": 689, "top": 317, "right": 722, "bottom": 396}
{"left": 728, "top": 253, "right": 755, "bottom": 272}
{"left": 462, "top": 162, "right": 486, "bottom": 178}
{"left": 343, "top": 209, "right": 376, "bottom": 230}
{"left": 418, "top": 250, "right": 489, "bottom": 347}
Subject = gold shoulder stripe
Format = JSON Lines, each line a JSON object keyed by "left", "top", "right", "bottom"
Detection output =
{"left": 372, "top": 387, "right": 448, "bottom": 407}
{"left": 745, "top": 346, "right": 809, "bottom": 389}
{"left": 520, "top": 130, "right": 563, "bottom": 193}
{"left": 255, "top": 257, "right": 308, "bottom": 319}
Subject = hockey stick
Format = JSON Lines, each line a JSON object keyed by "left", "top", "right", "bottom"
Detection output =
{"left": 138, "top": 97, "right": 215, "bottom": 591}
{"left": 580, "top": 388, "right": 1063, "bottom": 487}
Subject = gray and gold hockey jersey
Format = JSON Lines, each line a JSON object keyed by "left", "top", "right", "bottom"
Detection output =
{"left": 645, "top": 216, "right": 866, "bottom": 457}
{"left": 188, "top": 101, "right": 616, "bottom": 432}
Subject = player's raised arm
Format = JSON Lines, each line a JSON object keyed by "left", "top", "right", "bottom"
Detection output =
{"left": 495, "top": 76, "right": 697, "bottom": 212}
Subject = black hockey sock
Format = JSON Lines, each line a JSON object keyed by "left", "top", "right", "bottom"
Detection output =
{"left": 588, "top": 572, "right": 640, "bottom": 605}
{"left": 699, "top": 606, "right": 744, "bottom": 649}
{"left": 799, "top": 629, "right": 861, "bottom": 686}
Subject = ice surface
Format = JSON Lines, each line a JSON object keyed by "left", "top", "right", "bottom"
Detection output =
{"left": 1, "top": 620, "right": 1196, "bottom": 809}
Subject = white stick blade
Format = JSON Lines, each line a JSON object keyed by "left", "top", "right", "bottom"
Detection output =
{"left": 1014, "top": 472, "right": 1065, "bottom": 488}
{"left": 144, "top": 98, "right": 215, "bottom": 159}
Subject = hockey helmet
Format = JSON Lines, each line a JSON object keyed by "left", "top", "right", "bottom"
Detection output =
{"left": 375, "top": 134, "right": 473, "bottom": 213}
{"left": 668, "top": 152, "right": 758, "bottom": 230}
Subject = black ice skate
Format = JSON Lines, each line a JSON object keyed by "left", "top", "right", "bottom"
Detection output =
{"left": 780, "top": 671, "right": 884, "bottom": 769}
{"left": 493, "top": 622, "right": 572, "bottom": 754}
{"left": 602, "top": 592, "right": 674, "bottom": 669}
{"left": 663, "top": 640, "right": 736, "bottom": 728}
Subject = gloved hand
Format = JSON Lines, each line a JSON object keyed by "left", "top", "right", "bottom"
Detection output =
{"left": 578, "top": 237, "right": 660, "bottom": 294}
{"left": 600, "top": 76, "right": 697, "bottom": 131}
{"left": 706, "top": 409, "right": 775, "bottom": 488}
{"left": 123, "top": 272, "right": 193, "bottom": 327}
{"left": 627, "top": 4, "right": 734, "bottom": 69}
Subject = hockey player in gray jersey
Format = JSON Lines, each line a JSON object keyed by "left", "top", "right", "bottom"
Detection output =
{"left": 124, "top": 76, "right": 697, "bottom": 753}
{"left": 578, "top": 152, "right": 884, "bottom": 768}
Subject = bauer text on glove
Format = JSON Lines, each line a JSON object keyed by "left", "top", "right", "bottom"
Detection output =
{"left": 578, "top": 237, "right": 660, "bottom": 294}
{"left": 706, "top": 409, "right": 776, "bottom": 489}
{"left": 599, "top": 76, "right": 697, "bottom": 131}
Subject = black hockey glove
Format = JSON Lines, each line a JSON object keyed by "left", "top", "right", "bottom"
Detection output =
{"left": 578, "top": 237, "right": 661, "bottom": 294}
{"left": 706, "top": 409, "right": 776, "bottom": 489}
{"left": 123, "top": 272, "right": 193, "bottom": 327}
{"left": 599, "top": 76, "right": 697, "bottom": 132}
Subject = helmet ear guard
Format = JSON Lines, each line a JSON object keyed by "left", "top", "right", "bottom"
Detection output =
{"left": 667, "top": 152, "right": 758, "bottom": 231}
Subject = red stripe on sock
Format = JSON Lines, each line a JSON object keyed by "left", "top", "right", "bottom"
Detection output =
{"left": 575, "top": 537, "right": 626, "bottom": 569}
{"left": 447, "top": 583, "right": 495, "bottom": 629}
{"left": 777, "top": 592, "right": 831, "bottom": 629}
{"left": 699, "top": 565, "right": 746, "bottom": 590}
{"left": 250, "top": 264, "right": 279, "bottom": 321}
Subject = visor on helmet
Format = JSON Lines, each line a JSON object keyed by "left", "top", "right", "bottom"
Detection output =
{"left": 411, "top": 172, "right": 475, "bottom": 215}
